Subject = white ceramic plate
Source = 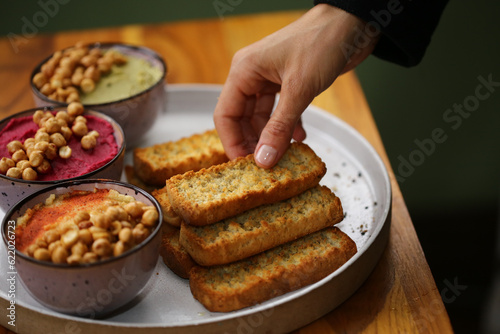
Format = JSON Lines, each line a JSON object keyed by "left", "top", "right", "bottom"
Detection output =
{"left": 0, "top": 84, "right": 391, "bottom": 334}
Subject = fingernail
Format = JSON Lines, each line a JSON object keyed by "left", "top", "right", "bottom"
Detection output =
{"left": 255, "top": 144, "right": 277, "bottom": 167}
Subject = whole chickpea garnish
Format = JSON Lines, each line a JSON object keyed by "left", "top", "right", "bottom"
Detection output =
{"left": 0, "top": 157, "right": 15, "bottom": 174}
{"left": 22, "top": 167, "right": 38, "bottom": 181}
{"left": 7, "top": 140, "right": 24, "bottom": 155}
{"left": 67, "top": 102, "right": 84, "bottom": 117}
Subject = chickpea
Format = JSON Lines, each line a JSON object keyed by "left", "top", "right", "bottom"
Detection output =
{"left": 71, "top": 241, "right": 88, "bottom": 256}
{"left": 63, "top": 77, "right": 73, "bottom": 88}
{"left": 80, "top": 54, "right": 97, "bottom": 67}
{"left": 41, "top": 61, "right": 56, "bottom": 78}
{"left": 40, "top": 83, "right": 55, "bottom": 96}
{"left": 71, "top": 71, "right": 83, "bottom": 86}
{"left": 29, "top": 150, "right": 44, "bottom": 167}
{"left": 78, "top": 229, "right": 93, "bottom": 245}
{"left": 58, "top": 220, "right": 78, "bottom": 235}
{"left": 66, "top": 86, "right": 78, "bottom": 95}
{"left": 45, "top": 143, "right": 58, "bottom": 160}
{"left": 104, "top": 206, "right": 125, "bottom": 224}
{"left": 0, "top": 157, "right": 15, "bottom": 173}
{"left": 141, "top": 209, "right": 159, "bottom": 227}
{"left": 89, "top": 48, "right": 102, "bottom": 58}
{"left": 87, "top": 130, "right": 99, "bottom": 138}
{"left": 26, "top": 244, "right": 39, "bottom": 257}
{"left": 67, "top": 101, "right": 84, "bottom": 117}
{"left": 34, "top": 248, "right": 51, "bottom": 262}
{"left": 50, "top": 133, "right": 67, "bottom": 147}
{"left": 55, "top": 110, "right": 71, "bottom": 123}
{"left": 81, "top": 134, "right": 97, "bottom": 150}
{"left": 84, "top": 65, "right": 100, "bottom": 82}
{"left": 44, "top": 229, "right": 61, "bottom": 244}
{"left": 118, "top": 227, "right": 132, "bottom": 244}
{"left": 80, "top": 77, "right": 95, "bottom": 93}
{"left": 72, "top": 121, "right": 88, "bottom": 137}
{"left": 32, "top": 72, "right": 47, "bottom": 88}
{"left": 67, "top": 254, "right": 82, "bottom": 265}
{"left": 6, "top": 167, "right": 22, "bottom": 179}
{"left": 24, "top": 138, "right": 36, "bottom": 148}
{"left": 33, "top": 110, "right": 46, "bottom": 125}
{"left": 51, "top": 50, "right": 63, "bottom": 64}
{"left": 48, "top": 240, "right": 62, "bottom": 255}
{"left": 25, "top": 148, "right": 35, "bottom": 160}
{"left": 54, "top": 117, "right": 68, "bottom": 128}
{"left": 51, "top": 246, "right": 69, "bottom": 264}
{"left": 132, "top": 224, "right": 149, "bottom": 244}
{"left": 44, "top": 118, "right": 62, "bottom": 134}
{"left": 34, "top": 130, "right": 50, "bottom": 142}
{"left": 89, "top": 226, "right": 106, "bottom": 234}
{"left": 61, "top": 229, "right": 79, "bottom": 248}
{"left": 74, "top": 115, "right": 87, "bottom": 124}
{"left": 17, "top": 160, "right": 31, "bottom": 170}
{"left": 97, "top": 57, "right": 112, "bottom": 73}
{"left": 92, "top": 238, "right": 112, "bottom": 257}
{"left": 82, "top": 252, "right": 98, "bottom": 264}
{"left": 11, "top": 149, "right": 28, "bottom": 163}
{"left": 50, "top": 76, "right": 63, "bottom": 90}
{"left": 113, "top": 241, "right": 128, "bottom": 256}
{"left": 22, "top": 167, "right": 37, "bottom": 181}
{"left": 36, "top": 238, "right": 48, "bottom": 248}
{"left": 59, "top": 56, "right": 76, "bottom": 70}
{"left": 36, "top": 159, "right": 52, "bottom": 174}
{"left": 92, "top": 231, "right": 110, "bottom": 241}
{"left": 66, "top": 92, "right": 80, "bottom": 103}
{"left": 110, "top": 221, "right": 122, "bottom": 236}
{"left": 7, "top": 140, "right": 24, "bottom": 155}
{"left": 74, "top": 211, "right": 90, "bottom": 223}
{"left": 77, "top": 220, "right": 93, "bottom": 230}
{"left": 55, "top": 66, "right": 72, "bottom": 79}
{"left": 92, "top": 213, "right": 109, "bottom": 229}
{"left": 124, "top": 202, "right": 144, "bottom": 219}
{"left": 34, "top": 141, "right": 49, "bottom": 152}
{"left": 59, "top": 145, "right": 72, "bottom": 159}
{"left": 112, "top": 52, "right": 128, "bottom": 65}
{"left": 71, "top": 46, "right": 86, "bottom": 57}
{"left": 59, "top": 126, "right": 73, "bottom": 141}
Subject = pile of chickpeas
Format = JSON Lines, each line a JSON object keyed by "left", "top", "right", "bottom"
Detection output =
{"left": 25, "top": 199, "right": 159, "bottom": 265}
{"left": 0, "top": 102, "right": 100, "bottom": 181}
{"left": 32, "top": 41, "right": 128, "bottom": 103}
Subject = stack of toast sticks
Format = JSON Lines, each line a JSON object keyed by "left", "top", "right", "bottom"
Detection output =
{"left": 128, "top": 129, "right": 357, "bottom": 312}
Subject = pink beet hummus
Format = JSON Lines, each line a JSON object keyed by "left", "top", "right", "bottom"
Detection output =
{"left": 0, "top": 114, "right": 118, "bottom": 181}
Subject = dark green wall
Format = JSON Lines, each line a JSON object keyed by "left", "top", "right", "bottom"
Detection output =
{"left": 0, "top": 0, "right": 311, "bottom": 35}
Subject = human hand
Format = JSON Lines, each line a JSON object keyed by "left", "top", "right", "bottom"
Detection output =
{"left": 213, "top": 4, "right": 378, "bottom": 168}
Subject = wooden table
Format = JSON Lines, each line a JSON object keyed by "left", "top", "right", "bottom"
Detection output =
{"left": 0, "top": 10, "right": 453, "bottom": 334}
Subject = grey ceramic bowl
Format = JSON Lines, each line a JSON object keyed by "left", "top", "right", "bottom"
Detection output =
{"left": 1, "top": 179, "right": 163, "bottom": 317}
{"left": 30, "top": 42, "right": 167, "bottom": 148}
{"left": 0, "top": 106, "right": 125, "bottom": 212}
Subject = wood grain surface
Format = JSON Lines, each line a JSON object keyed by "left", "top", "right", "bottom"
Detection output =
{"left": 0, "top": 10, "right": 454, "bottom": 333}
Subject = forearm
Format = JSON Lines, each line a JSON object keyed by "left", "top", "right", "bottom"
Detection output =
{"left": 315, "top": 0, "right": 449, "bottom": 66}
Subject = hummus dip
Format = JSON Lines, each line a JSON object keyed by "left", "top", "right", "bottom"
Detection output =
{"left": 0, "top": 114, "right": 118, "bottom": 181}
{"left": 80, "top": 51, "right": 163, "bottom": 105}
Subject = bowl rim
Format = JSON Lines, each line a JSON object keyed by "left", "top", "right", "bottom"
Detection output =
{"left": 30, "top": 41, "right": 167, "bottom": 107}
{"left": 0, "top": 106, "right": 125, "bottom": 184}
{"left": 1, "top": 178, "right": 163, "bottom": 269}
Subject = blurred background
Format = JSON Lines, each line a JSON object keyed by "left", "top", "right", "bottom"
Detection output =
{"left": 1, "top": 0, "right": 499, "bottom": 333}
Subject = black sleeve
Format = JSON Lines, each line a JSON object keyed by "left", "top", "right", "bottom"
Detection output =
{"left": 314, "top": 0, "right": 449, "bottom": 67}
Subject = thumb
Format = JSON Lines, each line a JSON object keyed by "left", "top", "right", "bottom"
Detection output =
{"left": 254, "top": 89, "right": 311, "bottom": 168}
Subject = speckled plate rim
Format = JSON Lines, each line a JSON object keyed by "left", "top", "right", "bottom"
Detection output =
{"left": 0, "top": 84, "right": 392, "bottom": 333}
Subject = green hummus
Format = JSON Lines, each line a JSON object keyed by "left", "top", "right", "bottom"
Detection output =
{"left": 80, "top": 51, "right": 163, "bottom": 104}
